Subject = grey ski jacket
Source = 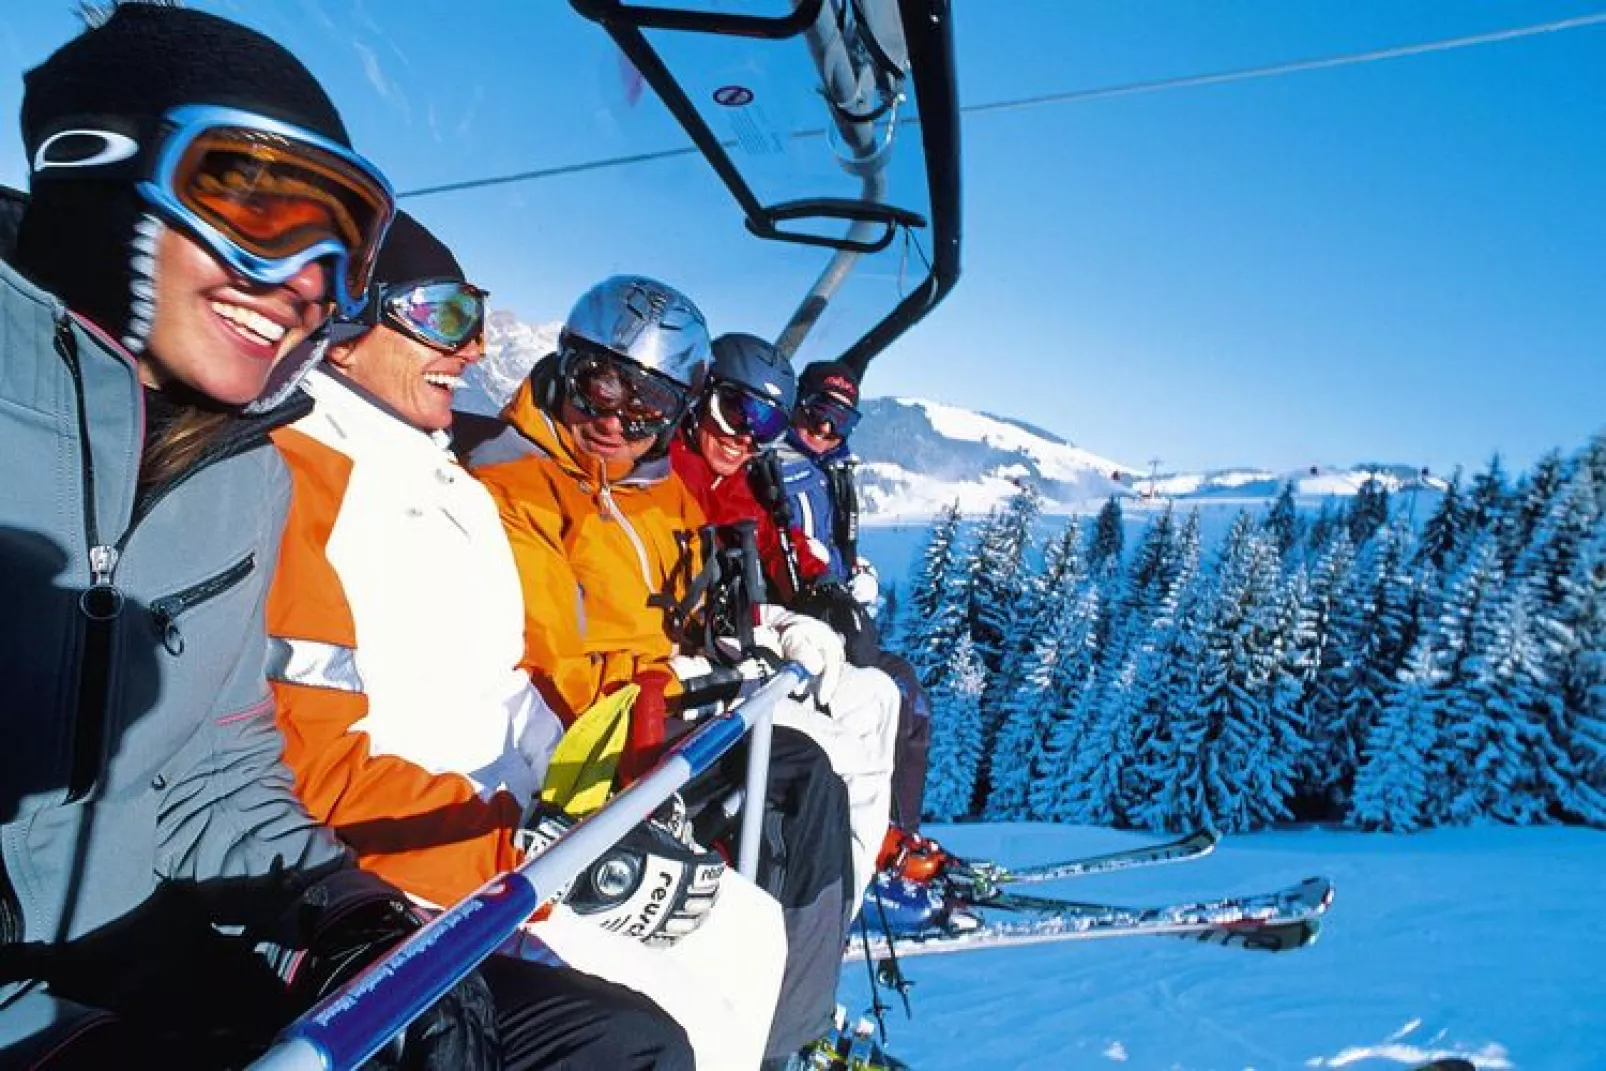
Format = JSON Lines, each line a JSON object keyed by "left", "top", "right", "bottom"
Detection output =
{"left": 0, "top": 255, "right": 349, "bottom": 1045}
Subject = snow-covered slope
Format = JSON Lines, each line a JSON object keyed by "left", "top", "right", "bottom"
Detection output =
{"left": 840, "top": 823, "right": 1606, "bottom": 1070}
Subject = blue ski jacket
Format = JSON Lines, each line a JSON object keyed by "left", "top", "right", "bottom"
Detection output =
{"left": 776, "top": 433, "right": 855, "bottom": 579}
{"left": 0, "top": 255, "right": 353, "bottom": 1054}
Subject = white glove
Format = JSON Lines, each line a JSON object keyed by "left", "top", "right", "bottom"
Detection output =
{"left": 848, "top": 557, "right": 880, "bottom": 612}
{"left": 754, "top": 604, "right": 845, "bottom": 704}
{"left": 668, "top": 653, "right": 714, "bottom": 682}
{"left": 671, "top": 651, "right": 769, "bottom": 719}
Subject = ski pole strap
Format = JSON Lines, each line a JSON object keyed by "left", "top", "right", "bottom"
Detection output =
{"left": 750, "top": 448, "right": 804, "bottom": 599}
{"left": 251, "top": 664, "right": 805, "bottom": 1071}
{"left": 735, "top": 521, "right": 762, "bottom": 651}
{"left": 826, "top": 458, "right": 859, "bottom": 567}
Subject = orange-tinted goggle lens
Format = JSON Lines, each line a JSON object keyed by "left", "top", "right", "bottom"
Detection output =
{"left": 171, "top": 128, "right": 390, "bottom": 299}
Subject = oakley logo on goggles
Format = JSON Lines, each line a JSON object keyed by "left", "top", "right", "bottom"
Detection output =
{"left": 798, "top": 394, "right": 861, "bottom": 439}
{"left": 365, "top": 278, "right": 487, "bottom": 352}
{"left": 705, "top": 382, "right": 790, "bottom": 444}
{"left": 138, "top": 104, "right": 396, "bottom": 318}
{"left": 564, "top": 344, "right": 690, "bottom": 441}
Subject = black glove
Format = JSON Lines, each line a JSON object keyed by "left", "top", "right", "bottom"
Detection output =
{"left": 271, "top": 867, "right": 500, "bottom": 1070}
{"left": 521, "top": 801, "right": 724, "bottom": 948}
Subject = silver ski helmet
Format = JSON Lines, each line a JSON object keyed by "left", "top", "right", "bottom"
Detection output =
{"left": 556, "top": 274, "right": 710, "bottom": 441}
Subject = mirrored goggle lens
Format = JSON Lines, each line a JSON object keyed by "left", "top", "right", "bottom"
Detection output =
{"left": 567, "top": 351, "right": 685, "bottom": 437}
{"left": 800, "top": 396, "right": 861, "bottom": 437}
{"left": 170, "top": 128, "right": 392, "bottom": 302}
{"left": 708, "top": 384, "right": 789, "bottom": 444}
{"left": 383, "top": 281, "right": 485, "bottom": 350}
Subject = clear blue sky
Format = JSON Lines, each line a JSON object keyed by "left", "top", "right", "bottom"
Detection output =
{"left": 3, "top": 1, "right": 1602, "bottom": 475}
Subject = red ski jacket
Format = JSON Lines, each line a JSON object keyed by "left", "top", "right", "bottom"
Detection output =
{"left": 670, "top": 437, "right": 829, "bottom": 601}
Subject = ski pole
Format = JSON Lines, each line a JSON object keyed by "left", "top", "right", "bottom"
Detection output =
{"left": 251, "top": 662, "right": 805, "bottom": 1071}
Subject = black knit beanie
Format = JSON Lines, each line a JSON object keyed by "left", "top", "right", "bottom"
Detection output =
{"left": 12, "top": 3, "right": 350, "bottom": 351}
{"left": 372, "top": 211, "right": 466, "bottom": 288}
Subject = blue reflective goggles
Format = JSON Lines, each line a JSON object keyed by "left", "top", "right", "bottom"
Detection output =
{"left": 705, "top": 381, "right": 790, "bottom": 444}
{"left": 364, "top": 278, "right": 488, "bottom": 352}
{"left": 137, "top": 104, "right": 396, "bottom": 318}
{"left": 797, "top": 393, "right": 861, "bottom": 439}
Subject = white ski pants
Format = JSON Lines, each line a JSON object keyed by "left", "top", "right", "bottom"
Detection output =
{"left": 772, "top": 663, "right": 901, "bottom": 908}
{"left": 501, "top": 869, "right": 786, "bottom": 1071}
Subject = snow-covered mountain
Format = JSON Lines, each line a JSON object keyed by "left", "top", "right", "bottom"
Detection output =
{"left": 851, "top": 398, "right": 1135, "bottom": 521}
{"left": 456, "top": 312, "right": 1439, "bottom": 521}
{"left": 455, "top": 310, "right": 561, "bottom": 416}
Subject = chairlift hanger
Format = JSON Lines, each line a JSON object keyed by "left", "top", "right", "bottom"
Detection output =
{"left": 568, "top": 0, "right": 961, "bottom": 378}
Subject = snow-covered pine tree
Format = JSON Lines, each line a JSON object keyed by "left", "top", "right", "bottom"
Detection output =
{"left": 987, "top": 627, "right": 1064, "bottom": 821}
{"left": 1088, "top": 495, "right": 1125, "bottom": 576}
{"left": 1306, "top": 499, "right": 1343, "bottom": 558}
{"left": 1287, "top": 529, "right": 1359, "bottom": 819}
{"left": 903, "top": 501, "right": 969, "bottom": 691}
{"left": 1505, "top": 449, "right": 1566, "bottom": 572}
{"left": 1025, "top": 583, "right": 1108, "bottom": 822}
{"left": 966, "top": 485, "right": 1044, "bottom": 811}
{"left": 1527, "top": 469, "right": 1606, "bottom": 826}
{"left": 1466, "top": 454, "right": 1512, "bottom": 546}
{"left": 1412, "top": 529, "right": 1509, "bottom": 824}
{"left": 983, "top": 518, "right": 1090, "bottom": 819}
{"left": 1331, "top": 519, "right": 1424, "bottom": 818}
{"left": 1351, "top": 637, "right": 1445, "bottom": 832}
{"left": 968, "top": 484, "right": 1043, "bottom": 674}
{"left": 1540, "top": 524, "right": 1606, "bottom": 825}
{"left": 1147, "top": 515, "right": 1296, "bottom": 831}
{"left": 1056, "top": 506, "right": 1186, "bottom": 823}
{"left": 1263, "top": 480, "right": 1300, "bottom": 558}
{"left": 1443, "top": 574, "right": 1553, "bottom": 825}
{"left": 1100, "top": 505, "right": 1182, "bottom": 675}
{"left": 1347, "top": 476, "right": 1392, "bottom": 546}
{"left": 922, "top": 631, "right": 986, "bottom": 821}
{"left": 1417, "top": 467, "right": 1467, "bottom": 573}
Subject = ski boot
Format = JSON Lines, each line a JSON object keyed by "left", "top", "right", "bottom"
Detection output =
{"left": 877, "top": 826, "right": 960, "bottom": 885}
{"left": 792, "top": 1009, "right": 910, "bottom": 1071}
{"left": 860, "top": 870, "right": 981, "bottom": 937}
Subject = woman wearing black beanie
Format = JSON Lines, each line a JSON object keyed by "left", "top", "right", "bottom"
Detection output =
{"left": 0, "top": 6, "right": 511, "bottom": 1067}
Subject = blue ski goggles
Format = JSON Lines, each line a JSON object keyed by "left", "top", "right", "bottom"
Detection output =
{"left": 796, "top": 393, "right": 861, "bottom": 439}
{"left": 704, "top": 380, "right": 790, "bottom": 444}
{"left": 364, "top": 278, "right": 488, "bottom": 352}
{"left": 138, "top": 104, "right": 396, "bottom": 318}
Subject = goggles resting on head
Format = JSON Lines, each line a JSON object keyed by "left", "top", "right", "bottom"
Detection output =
{"left": 797, "top": 393, "right": 861, "bottom": 439}
{"left": 363, "top": 278, "right": 487, "bottom": 352}
{"left": 138, "top": 104, "right": 396, "bottom": 318}
{"left": 704, "top": 381, "right": 790, "bottom": 445}
{"left": 563, "top": 341, "right": 692, "bottom": 441}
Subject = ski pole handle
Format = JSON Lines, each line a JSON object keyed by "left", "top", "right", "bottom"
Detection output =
{"left": 252, "top": 663, "right": 805, "bottom": 1071}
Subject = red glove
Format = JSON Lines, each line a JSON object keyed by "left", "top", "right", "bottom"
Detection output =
{"left": 618, "top": 668, "right": 672, "bottom": 786}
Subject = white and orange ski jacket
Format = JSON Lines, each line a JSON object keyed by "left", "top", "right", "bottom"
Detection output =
{"left": 267, "top": 370, "right": 563, "bottom": 909}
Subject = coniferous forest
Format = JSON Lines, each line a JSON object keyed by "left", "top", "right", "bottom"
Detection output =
{"left": 889, "top": 433, "right": 1606, "bottom": 833}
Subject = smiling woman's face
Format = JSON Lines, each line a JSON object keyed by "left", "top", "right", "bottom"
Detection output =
{"left": 140, "top": 227, "right": 330, "bottom": 404}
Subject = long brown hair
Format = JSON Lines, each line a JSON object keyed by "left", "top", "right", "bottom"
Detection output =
{"left": 139, "top": 405, "right": 232, "bottom": 489}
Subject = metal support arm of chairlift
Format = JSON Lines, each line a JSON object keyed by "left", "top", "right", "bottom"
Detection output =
{"left": 250, "top": 664, "right": 803, "bottom": 1071}
{"left": 774, "top": 0, "right": 907, "bottom": 360}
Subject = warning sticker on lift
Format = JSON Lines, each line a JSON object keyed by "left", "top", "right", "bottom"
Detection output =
{"left": 713, "top": 84, "right": 785, "bottom": 158}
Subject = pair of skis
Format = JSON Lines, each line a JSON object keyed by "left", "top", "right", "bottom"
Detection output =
{"left": 848, "top": 828, "right": 1333, "bottom": 962}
